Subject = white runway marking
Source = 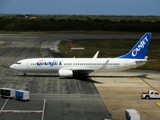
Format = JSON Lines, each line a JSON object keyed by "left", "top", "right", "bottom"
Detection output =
{"left": 0, "top": 98, "right": 46, "bottom": 120}
{"left": 41, "top": 99, "right": 46, "bottom": 120}
{"left": 1, "top": 110, "right": 43, "bottom": 113}
{"left": 0, "top": 99, "right": 9, "bottom": 113}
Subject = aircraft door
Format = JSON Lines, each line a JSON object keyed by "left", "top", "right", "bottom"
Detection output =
{"left": 26, "top": 63, "right": 30, "bottom": 68}
{"left": 124, "top": 61, "right": 127, "bottom": 68}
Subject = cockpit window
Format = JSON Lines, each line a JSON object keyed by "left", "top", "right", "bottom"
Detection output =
{"left": 16, "top": 62, "right": 21, "bottom": 64}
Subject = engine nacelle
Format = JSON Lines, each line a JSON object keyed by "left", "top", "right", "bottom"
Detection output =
{"left": 58, "top": 70, "right": 73, "bottom": 77}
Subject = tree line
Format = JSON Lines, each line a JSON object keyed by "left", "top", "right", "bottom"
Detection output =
{"left": 0, "top": 15, "right": 160, "bottom": 32}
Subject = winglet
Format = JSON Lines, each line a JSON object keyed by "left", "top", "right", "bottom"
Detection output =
{"left": 118, "top": 32, "right": 151, "bottom": 59}
{"left": 93, "top": 51, "right": 99, "bottom": 58}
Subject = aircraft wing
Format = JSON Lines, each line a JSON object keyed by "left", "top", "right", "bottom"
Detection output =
{"left": 70, "top": 60, "right": 109, "bottom": 74}
{"left": 72, "top": 68, "right": 94, "bottom": 73}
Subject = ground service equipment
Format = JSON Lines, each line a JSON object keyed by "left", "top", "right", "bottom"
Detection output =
{"left": 125, "top": 109, "right": 140, "bottom": 120}
{"left": 15, "top": 90, "right": 29, "bottom": 101}
{"left": 0, "top": 88, "right": 15, "bottom": 98}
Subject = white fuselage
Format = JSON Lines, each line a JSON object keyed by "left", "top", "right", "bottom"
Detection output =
{"left": 10, "top": 58, "right": 146, "bottom": 73}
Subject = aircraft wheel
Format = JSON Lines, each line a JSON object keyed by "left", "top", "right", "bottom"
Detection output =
{"left": 23, "top": 73, "right": 27, "bottom": 76}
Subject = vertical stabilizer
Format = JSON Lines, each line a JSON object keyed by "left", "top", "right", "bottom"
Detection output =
{"left": 118, "top": 32, "right": 151, "bottom": 59}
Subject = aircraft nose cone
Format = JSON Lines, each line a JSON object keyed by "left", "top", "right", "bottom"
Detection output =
{"left": 10, "top": 64, "right": 16, "bottom": 69}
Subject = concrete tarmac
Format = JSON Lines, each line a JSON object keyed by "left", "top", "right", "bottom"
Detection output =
{"left": 0, "top": 34, "right": 160, "bottom": 120}
{"left": 0, "top": 34, "right": 112, "bottom": 120}
{"left": 91, "top": 70, "right": 160, "bottom": 120}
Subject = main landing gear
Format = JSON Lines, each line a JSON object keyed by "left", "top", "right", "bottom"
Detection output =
{"left": 73, "top": 72, "right": 89, "bottom": 79}
{"left": 23, "top": 73, "right": 27, "bottom": 76}
{"left": 18, "top": 72, "right": 26, "bottom": 76}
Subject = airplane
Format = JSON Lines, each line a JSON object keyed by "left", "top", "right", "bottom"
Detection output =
{"left": 10, "top": 32, "right": 151, "bottom": 77}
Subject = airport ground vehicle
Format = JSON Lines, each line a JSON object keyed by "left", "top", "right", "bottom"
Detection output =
{"left": 141, "top": 90, "right": 160, "bottom": 99}
{"left": 15, "top": 90, "right": 29, "bottom": 101}
{"left": 0, "top": 88, "right": 29, "bottom": 101}
{"left": 0, "top": 88, "right": 15, "bottom": 98}
{"left": 125, "top": 109, "right": 140, "bottom": 120}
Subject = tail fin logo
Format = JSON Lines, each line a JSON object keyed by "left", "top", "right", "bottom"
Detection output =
{"left": 131, "top": 36, "right": 148, "bottom": 57}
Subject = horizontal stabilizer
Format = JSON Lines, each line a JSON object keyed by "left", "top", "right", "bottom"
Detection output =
{"left": 147, "top": 59, "right": 156, "bottom": 61}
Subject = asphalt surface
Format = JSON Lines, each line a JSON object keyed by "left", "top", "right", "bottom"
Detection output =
{"left": 0, "top": 33, "right": 160, "bottom": 42}
{"left": 1, "top": 33, "right": 159, "bottom": 120}
{"left": 0, "top": 34, "right": 113, "bottom": 120}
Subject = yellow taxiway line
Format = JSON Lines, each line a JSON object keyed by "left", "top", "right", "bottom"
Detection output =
{"left": 128, "top": 77, "right": 139, "bottom": 80}
{"left": 40, "top": 42, "right": 44, "bottom": 58}
{"left": 155, "top": 102, "right": 160, "bottom": 107}
{"left": 140, "top": 78, "right": 160, "bottom": 93}
{"left": 0, "top": 42, "right": 24, "bottom": 64}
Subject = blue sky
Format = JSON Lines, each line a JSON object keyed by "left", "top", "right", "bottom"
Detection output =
{"left": 0, "top": 0, "right": 160, "bottom": 15}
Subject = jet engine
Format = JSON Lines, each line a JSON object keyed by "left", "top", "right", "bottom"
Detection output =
{"left": 58, "top": 70, "right": 73, "bottom": 77}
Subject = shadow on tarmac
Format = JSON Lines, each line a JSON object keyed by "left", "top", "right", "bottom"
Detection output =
{"left": 10, "top": 73, "right": 153, "bottom": 84}
{"left": 90, "top": 74, "right": 149, "bottom": 79}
